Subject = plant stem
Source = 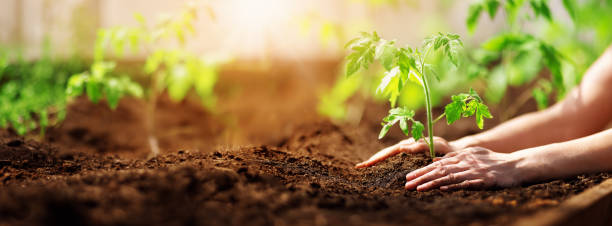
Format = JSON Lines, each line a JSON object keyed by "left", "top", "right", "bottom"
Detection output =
{"left": 421, "top": 73, "right": 435, "bottom": 158}
{"left": 432, "top": 113, "right": 446, "bottom": 124}
{"left": 419, "top": 47, "right": 435, "bottom": 159}
{"left": 145, "top": 72, "right": 161, "bottom": 157}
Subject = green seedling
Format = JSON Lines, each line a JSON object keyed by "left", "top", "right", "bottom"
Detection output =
{"left": 67, "top": 62, "right": 143, "bottom": 109}
{"left": 345, "top": 32, "right": 492, "bottom": 158}
{"left": 0, "top": 43, "right": 85, "bottom": 137}
{"left": 67, "top": 2, "right": 221, "bottom": 155}
{"left": 466, "top": 0, "right": 576, "bottom": 120}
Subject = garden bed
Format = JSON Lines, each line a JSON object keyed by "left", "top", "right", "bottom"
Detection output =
{"left": 1, "top": 62, "right": 610, "bottom": 226}
{"left": 1, "top": 117, "right": 610, "bottom": 226}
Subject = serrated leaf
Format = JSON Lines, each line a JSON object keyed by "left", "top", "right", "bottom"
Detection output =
{"left": 463, "top": 100, "right": 478, "bottom": 117}
{"left": 375, "top": 41, "right": 397, "bottom": 71}
{"left": 344, "top": 32, "right": 378, "bottom": 77}
{"left": 411, "top": 121, "right": 424, "bottom": 141}
{"left": 376, "top": 67, "right": 402, "bottom": 107}
{"left": 475, "top": 103, "right": 493, "bottom": 129}
{"left": 444, "top": 100, "right": 464, "bottom": 125}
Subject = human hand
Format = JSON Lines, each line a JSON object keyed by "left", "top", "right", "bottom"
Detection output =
{"left": 355, "top": 137, "right": 460, "bottom": 168}
{"left": 404, "top": 147, "right": 524, "bottom": 191}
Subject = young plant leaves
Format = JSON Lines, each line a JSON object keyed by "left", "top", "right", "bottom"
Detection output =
{"left": 345, "top": 32, "right": 380, "bottom": 77}
{"left": 444, "top": 88, "right": 492, "bottom": 129}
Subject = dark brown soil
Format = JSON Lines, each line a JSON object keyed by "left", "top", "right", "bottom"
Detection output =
{"left": 1, "top": 61, "right": 610, "bottom": 226}
{"left": 1, "top": 120, "right": 610, "bottom": 226}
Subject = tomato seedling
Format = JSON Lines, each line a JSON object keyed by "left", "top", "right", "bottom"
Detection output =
{"left": 67, "top": 2, "right": 222, "bottom": 155}
{"left": 345, "top": 32, "right": 492, "bottom": 158}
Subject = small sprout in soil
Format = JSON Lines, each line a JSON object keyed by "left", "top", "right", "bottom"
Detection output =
{"left": 345, "top": 31, "right": 492, "bottom": 158}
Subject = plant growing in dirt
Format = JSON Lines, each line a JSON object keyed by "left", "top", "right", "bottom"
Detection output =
{"left": 466, "top": 0, "right": 577, "bottom": 120}
{"left": 0, "top": 43, "right": 86, "bottom": 137}
{"left": 345, "top": 32, "right": 492, "bottom": 158}
{"left": 67, "top": 3, "right": 221, "bottom": 155}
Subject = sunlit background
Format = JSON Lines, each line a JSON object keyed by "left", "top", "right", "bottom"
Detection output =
{"left": 1, "top": 0, "right": 567, "bottom": 60}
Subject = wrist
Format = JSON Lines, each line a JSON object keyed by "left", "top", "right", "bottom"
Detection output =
{"left": 510, "top": 149, "right": 542, "bottom": 184}
{"left": 450, "top": 135, "right": 480, "bottom": 150}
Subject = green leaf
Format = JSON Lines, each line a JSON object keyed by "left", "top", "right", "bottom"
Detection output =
{"left": 530, "top": 0, "right": 552, "bottom": 22}
{"left": 532, "top": 88, "right": 549, "bottom": 110}
{"left": 398, "top": 48, "right": 416, "bottom": 77}
{"left": 444, "top": 100, "right": 464, "bottom": 125}
{"left": 399, "top": 118, "right": 409, "bottom": 136}
{"left": 66, "top": 74, "right": 87, "bottom": 97}
{"left": 375, "top": 40, "right": 397, "bottom": 71}
{"left": 463, "top": 100, "right": 478, "bottom": 117}
{"left": 469, "top": 88, "right": 482, "bottom": 102}
{"left": 39, "top": 109, "right": 48, "bottom": 129}
{"left": 562, "top": 0, "right": 576, "bottom": 20}
{"left": 167, "top": 64, "right": 192, "bottom": 101}
{"left": 466, "top": 3, "right": 483, "bottom": 33}
{"left": 539, "top": 43, "right": 564, "bottom": 94}
{"left": 344, "top": 32, "right": 379, "bottom": 77}
{"left": 484, "top": 0, "right": 500, "bottom": 19}
{"left": 376, "top": 67, "right": 402, "bottom": 107}
{"left": 86, "top": 80, "right": 102, "bottom": 103}
{"left": 379, "top": 123, "right": 392, "bottom": 139}
{"left": 475, "top": 103, "right": 493, "bottom": 129}
{"left": 411, "top": 121, "right": 424, "bottom": 141}
{"left": 104, "top": 78, "right": 122, "bottom": 109}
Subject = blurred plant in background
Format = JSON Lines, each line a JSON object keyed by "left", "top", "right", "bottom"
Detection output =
{"left": 0, "top": 42, "right": 85, "bottom": 136}
{"left": 66, "top": 2, "right": 224, "bottom": 155}
{"left": 466, "top": 0, "right": 579, "bottom": 120}
{"left": 541, "top": 0, "right": 612, "bottom": 94}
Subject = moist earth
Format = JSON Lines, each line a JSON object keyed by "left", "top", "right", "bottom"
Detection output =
{"left": 1, "top": 120, "right": 609, "bottom": 226}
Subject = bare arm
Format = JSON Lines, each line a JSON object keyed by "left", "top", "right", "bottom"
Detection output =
{"left": 405, "top": 128, "right": 612, "bottom": 191}
{"left": 454, "top": 46, "right": 612, "bottom": 153}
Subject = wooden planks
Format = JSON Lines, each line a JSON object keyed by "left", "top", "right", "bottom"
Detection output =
{"left": 514, "top": 178, "right": 612, "bottom": 226}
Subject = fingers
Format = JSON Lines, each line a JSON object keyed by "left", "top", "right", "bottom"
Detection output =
{"left": 405, "top": 158, "right": 459, "bottom": 181}
{"left": 355, "top": 140, "right": 427, "bottom": 168}
{"left": 415, "top": 170, "right": 473, "bottom": 191}
{"left": 355, "top": 144, "right": 402, "bottom": 168}
{"left": 440, "top": 179, "right": 485, "bottom": 191}
{"left": 405, "top": 161, "right": 465, "bottom": 190}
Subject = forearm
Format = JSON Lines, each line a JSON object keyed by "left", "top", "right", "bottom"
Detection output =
{"left": 514, "top": 128, "right": 612, "bottom": 183}
{"left": 453, "top": 46, "right": 612, "bottom": 153}
{"left": 451, "top": 106, "right": 572, "bottom": 153}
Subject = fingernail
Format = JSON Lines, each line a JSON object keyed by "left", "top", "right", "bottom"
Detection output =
{"left": 405, "top": 181, "right": 416, "bottom": 189}
{"left": 440, "top": 186, "right": 448, "bottom": 190}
